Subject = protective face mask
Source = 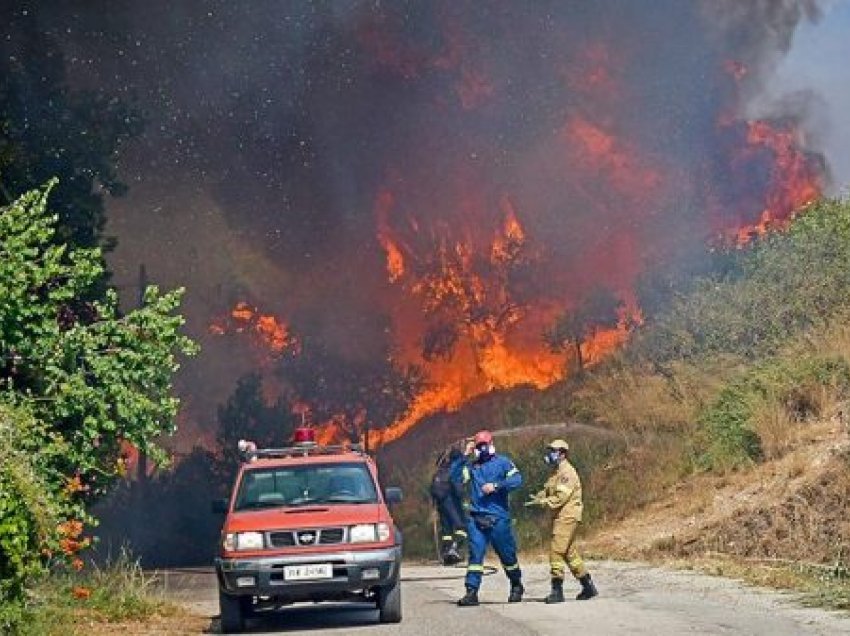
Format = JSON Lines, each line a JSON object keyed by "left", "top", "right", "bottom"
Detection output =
{"left": 474, "top": 443, "right": 494, "bottom": 461}
{"left": 543, "top": 450, "right": 560, "bottom": 466}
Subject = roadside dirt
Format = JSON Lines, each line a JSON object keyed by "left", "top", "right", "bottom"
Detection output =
{"left": 74, "top": 612, "right": 208, "bottom": 635}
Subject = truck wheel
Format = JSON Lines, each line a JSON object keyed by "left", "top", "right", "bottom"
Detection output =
{"left": 377, "top": 576, "right": 402, "bottom": 624}
{"left": 219, "top": 589, "right": 246, "bottom": 633}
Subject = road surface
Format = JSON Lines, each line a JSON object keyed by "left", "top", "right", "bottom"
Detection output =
{"left": 160, "top": 561, "right": 850, "bottom": 635}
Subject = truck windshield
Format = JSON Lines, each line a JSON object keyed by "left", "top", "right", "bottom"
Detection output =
{"left": 234, "top": 462, "right": 379, "bottom": 510}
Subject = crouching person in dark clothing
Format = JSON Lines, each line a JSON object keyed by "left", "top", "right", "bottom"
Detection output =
{"left": 430, "top": 447, "right": 468, "bottom": 565}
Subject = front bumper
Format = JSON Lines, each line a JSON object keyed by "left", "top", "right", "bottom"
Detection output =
{"left": 215, "top": 546, "right": 401, "bottom": 600}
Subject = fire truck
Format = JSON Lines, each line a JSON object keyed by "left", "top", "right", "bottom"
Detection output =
{"left": 212, "top": 428, "right": 404, "bottom": 632}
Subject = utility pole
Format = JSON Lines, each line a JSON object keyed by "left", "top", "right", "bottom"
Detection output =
{"left": 136, "top": 264, "right": 149, "bottom": 484}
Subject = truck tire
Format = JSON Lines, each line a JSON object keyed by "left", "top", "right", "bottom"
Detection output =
{"left": 377, "top": 576, "right": 402, "bottom": 624}
{"left": 219, "top": 589, "right": 246, "bottom": 633}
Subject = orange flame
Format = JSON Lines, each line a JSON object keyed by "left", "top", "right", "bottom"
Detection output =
{"left": 355, "top": 191, "right": 573, "bottom": 450}
{"left": 376, "top": 189, "right": 406, "bottom": 282}
{"left": 234, "top": 36, "right": 822, "bottom": 455}
{"left": 728, "top": 119, "right": 821, "bottom": 245}
{"left": 209, "top": 302, "right": 296, "bottom": 356}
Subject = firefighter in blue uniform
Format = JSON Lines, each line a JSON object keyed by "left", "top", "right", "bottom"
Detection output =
{"left": 457, "top": 430, "right": 524, "bottom": 606}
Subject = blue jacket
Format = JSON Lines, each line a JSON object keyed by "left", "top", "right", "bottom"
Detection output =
{"left": 463, "top": 454, "right": 522, "bottom": 519}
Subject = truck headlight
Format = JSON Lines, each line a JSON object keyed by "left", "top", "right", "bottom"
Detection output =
{"left": 224, "top": 531, "right": 265, "bottom": 551}
{"left": 377, "top": 522, "right": 391, "bottom": 542}
{"left": 349, "top": 524, "right": 377, "bottom": 543}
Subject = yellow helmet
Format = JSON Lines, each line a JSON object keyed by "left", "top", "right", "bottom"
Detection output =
{"left": 547, "top": 439, "right": 569, "bottom": 451}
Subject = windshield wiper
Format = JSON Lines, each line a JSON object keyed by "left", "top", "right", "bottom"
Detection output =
{"left": 236, "top": 501, "right": 286, "bottom": 510}
{"left": 319, "top": 496, "right": 375, "bottom": 504}
{"left": 285, "top": 497, "right": 322, "bottom": 506}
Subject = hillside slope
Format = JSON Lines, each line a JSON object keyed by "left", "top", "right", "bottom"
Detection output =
{"left": 384, "top": 198, "right": 850, "bottom": 589}
{"left": 588, "top": 415, "right": 850, "bottom": 564}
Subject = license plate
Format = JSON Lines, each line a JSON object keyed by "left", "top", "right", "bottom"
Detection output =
{"left": 283, "top": 563, "right": 333, "bottom": 581}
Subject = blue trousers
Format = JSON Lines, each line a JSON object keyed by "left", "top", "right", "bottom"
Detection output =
{"left": 464, "top": 515, "right": 522, "bottom": 590}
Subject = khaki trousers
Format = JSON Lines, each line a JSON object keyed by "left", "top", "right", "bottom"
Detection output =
{"left": 550, "top": 518, "right": 587, "bottom": 580}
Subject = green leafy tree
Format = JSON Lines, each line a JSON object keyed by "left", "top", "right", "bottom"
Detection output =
{"left": 544, "top": 286, "right": 623, "bottom": 371}
{"left": 0, "top": 182, "right": 197, "bottom": 494}
{"left": 633, "top": 199, "right": 850, "bottom": 365}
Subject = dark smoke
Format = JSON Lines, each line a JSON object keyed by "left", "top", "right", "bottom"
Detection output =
{"left": 3, "top": 1, "right": 832, "bottom": 562}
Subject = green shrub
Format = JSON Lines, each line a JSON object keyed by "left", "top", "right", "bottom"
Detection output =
{"left": 635, "top": 199, "right": 850, "bottom": 364}
{"left": 697, "top": 383, "right": 765, "bottom": 470}
{"left": 697, "top": 355, "right": 850, "bottom": 470}
{"left": 0, "top": 404, "right": 61, "bottom": 632}
{"left": 0, "top": 183, "right": 194, "bottom": 630}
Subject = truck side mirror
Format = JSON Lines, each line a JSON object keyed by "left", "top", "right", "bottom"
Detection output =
{"left": 211, "top": 498, "right": 229, "bottom": 514}
{"left": 384, "top": 487, "right": 403, "bottom": 505}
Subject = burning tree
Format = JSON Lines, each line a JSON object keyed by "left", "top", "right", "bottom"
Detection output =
{"left": 281, "top": 335, "right": 423, "bottom": 445}
{"left": 544, "top": 287, "right": 624, "bottom": 372}
{"left": 151, "top": 2, "right": 828, "bottom": 451}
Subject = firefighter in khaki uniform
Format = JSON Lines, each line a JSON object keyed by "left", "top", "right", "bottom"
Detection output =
{"left": 526, "top": 439, "right": 598, "bottom": 603}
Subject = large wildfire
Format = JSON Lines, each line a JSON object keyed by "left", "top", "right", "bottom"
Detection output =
{"left": 198, "top": 1, "right": 824, "bottom": 451}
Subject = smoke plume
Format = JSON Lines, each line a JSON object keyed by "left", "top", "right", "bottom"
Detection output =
{"left": 10, "top": 1, "right": 830, "bottom": 450}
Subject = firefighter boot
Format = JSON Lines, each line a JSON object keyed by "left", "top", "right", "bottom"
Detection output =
{"left": 544, "top": 578, "right": 565, "bottom": 604}
{"left": 442, "top": 542, "right": 461, "bottom": 566}
{"left": 457, "top": 587, "right": 479, "bottom": 607}
{"left": 576, "top": 573, "right": 598, "bottom": 600}
{"left": 508, "top": 581, "right": 524, "bottom": 603}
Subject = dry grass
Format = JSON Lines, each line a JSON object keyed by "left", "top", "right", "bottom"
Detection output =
{"left": 20, "top": 551, "right": 194, "bottom": 636}
{"left": 747, "top": 321, "right": 850, "bottom": 461}
{"left": 573, "top": 354, "right": 737, "bottom": 436}
{"left": 588, "top": 429, "right": 850, "bottom": 569}
{"left": 750, "top": 400, "right": 795, "bottom": 460}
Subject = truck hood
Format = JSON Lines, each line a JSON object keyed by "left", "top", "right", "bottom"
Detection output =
{"left": 225, "top": 503, "right": 387, "bottom": 533}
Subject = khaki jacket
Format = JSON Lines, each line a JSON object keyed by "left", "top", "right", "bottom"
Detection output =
{"left": 533, "top": 459, "right": 583, "bottom": 523}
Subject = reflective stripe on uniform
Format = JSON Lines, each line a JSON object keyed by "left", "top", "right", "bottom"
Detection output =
{"left": 454, "top": 529, "right": 468, "bottom": 537}
{"left": 462, "top": 466, "right": 471, "bottom": 483}
{"left": 467, "top": 564, "right": 485, "bottom": 572}
{"left": 503, "top": 562, "right": 520, "bottom": 571}
{"left": 441, "top": 535, "right": 453, "bottom": 541}
{"left": 506, "top": 467, "right": 519, "bottom": 477}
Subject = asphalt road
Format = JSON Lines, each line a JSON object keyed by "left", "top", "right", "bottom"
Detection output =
{"left": 160, "top": 561, "right": 850, "bottom": 635}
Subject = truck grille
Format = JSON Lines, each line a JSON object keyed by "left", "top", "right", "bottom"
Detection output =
{"left": 268, "top": 531, "right": 296, "bottom": 548}
{"left": 267, "top": 527, "right": 346, "bottom": 548}
{"left": 319, "top": 528, "right": 345, "bottom": 544}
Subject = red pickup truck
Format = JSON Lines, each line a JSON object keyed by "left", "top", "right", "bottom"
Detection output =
{"left": 213, "top": 430, "right": 404, "bottom": 632}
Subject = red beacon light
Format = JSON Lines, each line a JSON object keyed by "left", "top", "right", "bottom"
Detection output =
{"left": 292, "top": 427, "right": 317, "bottom": 446}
